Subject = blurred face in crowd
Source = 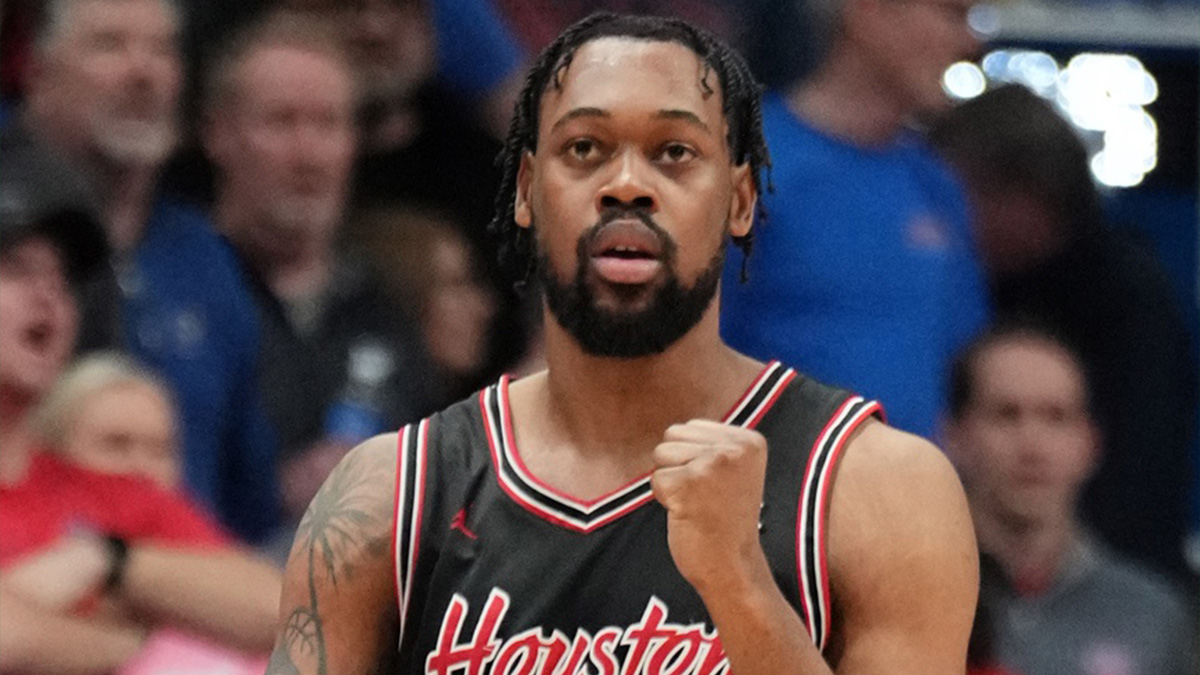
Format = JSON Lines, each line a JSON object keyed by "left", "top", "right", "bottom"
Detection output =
{"left": 0, "top": 238, "right": 79, "bottom": 401}
{"left": 29, "top": 0, "right": 181, "bottom": 166}
{"left": 961, "top": 183, "right": 1067, "bottom": 278}
{"left": 945, "top": 336, "right": 1098, "bottom": 527}
{"left": 846, "top": 0, "right": 979, "bottom": 116}
{"left": 59, "top": 380, "right": 179, "bottom": 489}
{"left": 515, "top": 38, "right": 755, "bottom": 357}
{"left": 208, "top": 44, "right": 356, "bottom": 260}
{"left": 344, "top": 0, "right": 435, "bottom": 103}
{"left": 423, "top": 232, "right": 496, "bottom": 376}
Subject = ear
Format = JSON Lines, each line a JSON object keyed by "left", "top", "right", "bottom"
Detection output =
{"left": 727, "top": 163, "right": 756, "bottom": 238}
{"left": 514, "top": 151, "right": 535, "bottom": 230}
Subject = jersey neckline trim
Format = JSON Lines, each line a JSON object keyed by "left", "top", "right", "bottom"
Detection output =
{"left": 480, "top": 361, "right": 797, "bottom": 533}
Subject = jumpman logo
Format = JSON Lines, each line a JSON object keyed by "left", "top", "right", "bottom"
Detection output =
{"left": 450, "top": 508, "right": 477, "bottom": 540}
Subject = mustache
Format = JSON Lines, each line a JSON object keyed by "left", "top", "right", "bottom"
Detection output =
{"left": 578, "top": 207, "right": 677, "bottom": 257}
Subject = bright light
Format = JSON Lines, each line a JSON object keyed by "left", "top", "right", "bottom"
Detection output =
{"left": 1092, "top": 150, "right": 1145, "bottom": 188}
{"left": 943, "top": 62, "right": 987, "bottom": 100}
{"left": 967, "top": 4, "right": 1001, "bottom": 38}
{"left": 964, "top": 49, "right": 1160, "bottom": 189}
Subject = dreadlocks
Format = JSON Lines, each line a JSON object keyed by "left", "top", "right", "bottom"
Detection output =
{"left": 488, "top": 12, "right": 772, "bottom": 286}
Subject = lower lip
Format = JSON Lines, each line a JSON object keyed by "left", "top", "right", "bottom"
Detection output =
{"left": 591, "top": 256, "right": 662, "bottom": 285}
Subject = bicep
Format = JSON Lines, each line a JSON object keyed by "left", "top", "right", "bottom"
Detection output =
{"left": 267, "top": 435, "right": 401, "bottom": 675}
{"left": 825, "top": 425, "right": 978, "bottom": 675}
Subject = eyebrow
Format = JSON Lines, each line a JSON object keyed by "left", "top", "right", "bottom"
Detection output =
{"left": 549, "top": 107, "right": 712, "bottom": 134}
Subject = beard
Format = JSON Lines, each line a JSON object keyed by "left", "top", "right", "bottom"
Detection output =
{"left": 537, "top": 213, "right": 725, "bottom": 359}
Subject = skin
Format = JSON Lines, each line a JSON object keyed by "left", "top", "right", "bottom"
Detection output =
{"left": 25, "top": 0, "right": 182, "bottom": 252}
{"left": 207, "top": 43, "right": 356, "bottom": 290}
{"left": 0, "top": 239, "right": 281, "bottom": 664}
{"left": 0, "top": 239, "right": 79, "bottom": 406}
{"left": 268, "top": 37, "right": 977, "bottom": 674}
{"left": 26, "top": 0, "right": 181, "bottom": 167}
{"left": 791, "top": 0, "right": 979, "bottom": 145}
{"left": 59, "top": 382, "right": 180, "bottom": 490}
{"left": 943, "top": 336, "right": 1099, "bottom": 588}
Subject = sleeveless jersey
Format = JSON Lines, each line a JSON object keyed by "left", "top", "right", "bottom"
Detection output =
{"left": 392, "top": 361, "right": 882, "bottom": 675}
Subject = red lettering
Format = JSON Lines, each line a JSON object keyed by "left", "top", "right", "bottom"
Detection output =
{"left": 621, "top": 598, "right": 673, "bottom": 675}
{"left": 646, "top": 626, "right": 704, "bottom": 675}
{"left": 694, "top": 633, "right": 730, "bottom": 675}
{"left": 492, "top": 630, "right": 541, "bottom": 675}
{"left": 426, "top": 590, "right": 510, "bottom": 675}
{"left": 591, "top": 628, "right": 622, "bottom": 675}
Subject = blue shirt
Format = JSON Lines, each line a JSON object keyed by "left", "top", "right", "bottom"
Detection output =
{"left": 431, "top": 0, "right": 523, "bottom": 98}
{"left": 721, "top": 93, "right": 989, "bottom": 439}
{"left": 122, "top": 198, "right": 280, "bottom": 542}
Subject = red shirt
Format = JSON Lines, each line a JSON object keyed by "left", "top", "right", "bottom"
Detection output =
{"left": 0, "top": 454, "right": 227, "bottom": 568}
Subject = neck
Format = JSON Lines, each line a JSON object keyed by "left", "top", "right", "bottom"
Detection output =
{"left": 0, "top": 389, "right": 37, "bottom": 486}
{"left": 973, "top": 502, "right": 1078, "bottom": 593}
{"left": 102, "top": 164, "right": 159, "bottom": 253}
{"left": 787, "top": 46, "right": 909, "bottom": 147}
{"left": 532, "top": 300, "right": 761, "bottom": 460}
{"left": 216, "top": 198, "right": 334, "bottom": 301}
{"left": 24, "top": 111, "right": 159, "bottom": 253}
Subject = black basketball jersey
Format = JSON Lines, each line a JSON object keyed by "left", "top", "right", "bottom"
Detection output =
{"left": 392, "top": 361, "right": 882, "bottom": 675}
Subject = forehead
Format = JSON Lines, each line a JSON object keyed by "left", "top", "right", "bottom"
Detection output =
{"left": 235, "top": 45, "right": 353, "bottom": 103}
{"left": 974, "top": 338, "right": 1085, "bottom": 402}
{"left": 61, "top": 0, "right": 177, "bottom": 35}
{"left": 538, "top": 37, "right": 723, "bottom": 133}
{"left": 0, "top": 236, "right": 66, "bottom": 269}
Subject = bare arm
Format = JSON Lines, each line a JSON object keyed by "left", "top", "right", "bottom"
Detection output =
{"left": 119, "top": 545, "right": 282, "bottom": 651}
{"left": 265, "top": 434, "right": 400, "bottom": 675}
{"left": 654, "top": 419, "right": 977, "bottom": 675}
{"left": 0, "top": 585, "right": 145, "bottom": 674}
{"left": 824, "top": 422, "right": 978, "bottom": 673}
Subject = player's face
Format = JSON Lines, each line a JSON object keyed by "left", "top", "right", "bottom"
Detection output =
{"left": 34, "top": 0, "right": 180, "bottom": 165}
{"left": 515, "top": 37, "right": 755, "bottom": 357}
{"left": 947, "top": 337, "right": 1097, "bottom": 525}
{"left": 212, "top": 45, "right": 356, "bottom": 253}
{"left": 61, "top": 381, "right": 180, "bottom": 489}
{"left": 0, "top": 238, "right": 79, "bottom": 399}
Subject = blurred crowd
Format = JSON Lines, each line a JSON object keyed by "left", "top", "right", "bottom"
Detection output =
{"left": 0, "top": 0, "right": 1195, "bottom": 673}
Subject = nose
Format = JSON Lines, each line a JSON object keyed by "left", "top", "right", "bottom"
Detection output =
{"left": 596, "top": 149, "right": 657, "bottom": 214}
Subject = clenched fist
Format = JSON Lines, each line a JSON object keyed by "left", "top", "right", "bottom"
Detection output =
{"left": 651, "top": 419, "right": 771, "bottom": 597}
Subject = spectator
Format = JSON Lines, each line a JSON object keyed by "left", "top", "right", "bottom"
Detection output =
{"left": 0, "top": 143, "right": 279, "bottom": 673}
{"left": 32, "top": 352, "right": 180, "bottom": 490}
{"left": 719, "top": 0, "right": 989, "bottom": 440}
{"left": 202, "top": 11, "right": 434, "bottom": 547}
{"left": 931, "top": 84, "right": 1199, "bottom": 578}
{"left": 354, "top": 205, "right": 500, "bottom": 405}
{"left": 943, "top": 320, "right": 1195, "bottom": 675}
{"left": 19, "top": 0, "right": 281, "bottom": 543}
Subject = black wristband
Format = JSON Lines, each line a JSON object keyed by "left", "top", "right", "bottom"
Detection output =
{"left": 103, "top": 535, "right": 129, "bottom": 593}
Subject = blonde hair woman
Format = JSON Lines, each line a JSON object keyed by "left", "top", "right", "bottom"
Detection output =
{"left": 32, "top": 352, "right": 180, "bottom": 490}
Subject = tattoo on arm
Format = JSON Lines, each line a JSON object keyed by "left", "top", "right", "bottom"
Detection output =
{"left": 267, "top": 445, "right": 395, "bottom": 675}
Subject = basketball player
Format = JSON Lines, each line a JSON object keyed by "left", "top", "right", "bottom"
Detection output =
{"left": 268, "top": 13, "right": 977, "bottom": 674}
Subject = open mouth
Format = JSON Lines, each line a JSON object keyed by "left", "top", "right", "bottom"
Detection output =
{"left": 587, "top": 219, "right": 665, "bottom": 285}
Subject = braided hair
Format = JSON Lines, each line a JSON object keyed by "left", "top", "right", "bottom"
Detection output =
{"left": 488, "top": 12, "right": 772, "bottom": 286}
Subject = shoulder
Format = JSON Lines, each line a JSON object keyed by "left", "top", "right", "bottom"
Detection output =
{"left": 1089, "top": 545, "right": 1192, "bottom": 622}
{"left": 832, "top": 421, "right": 970, "bottom": 528}
{"left": 828, "top": 420, "right": 977, "bottom": 595}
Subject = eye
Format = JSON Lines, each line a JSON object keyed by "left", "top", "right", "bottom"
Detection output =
{"left": 567, "top": 138, "right": 599, "bottom": 161}
{"left": 657, "top": 142, "right": 697, "bottom": 165}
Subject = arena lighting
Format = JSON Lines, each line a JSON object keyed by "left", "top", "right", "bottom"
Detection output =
{"left": 943, "top": 62, "right": 987, "bottom": 100}
{"left": 941, "top": 50, "right": 1160, "bottom": 188}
